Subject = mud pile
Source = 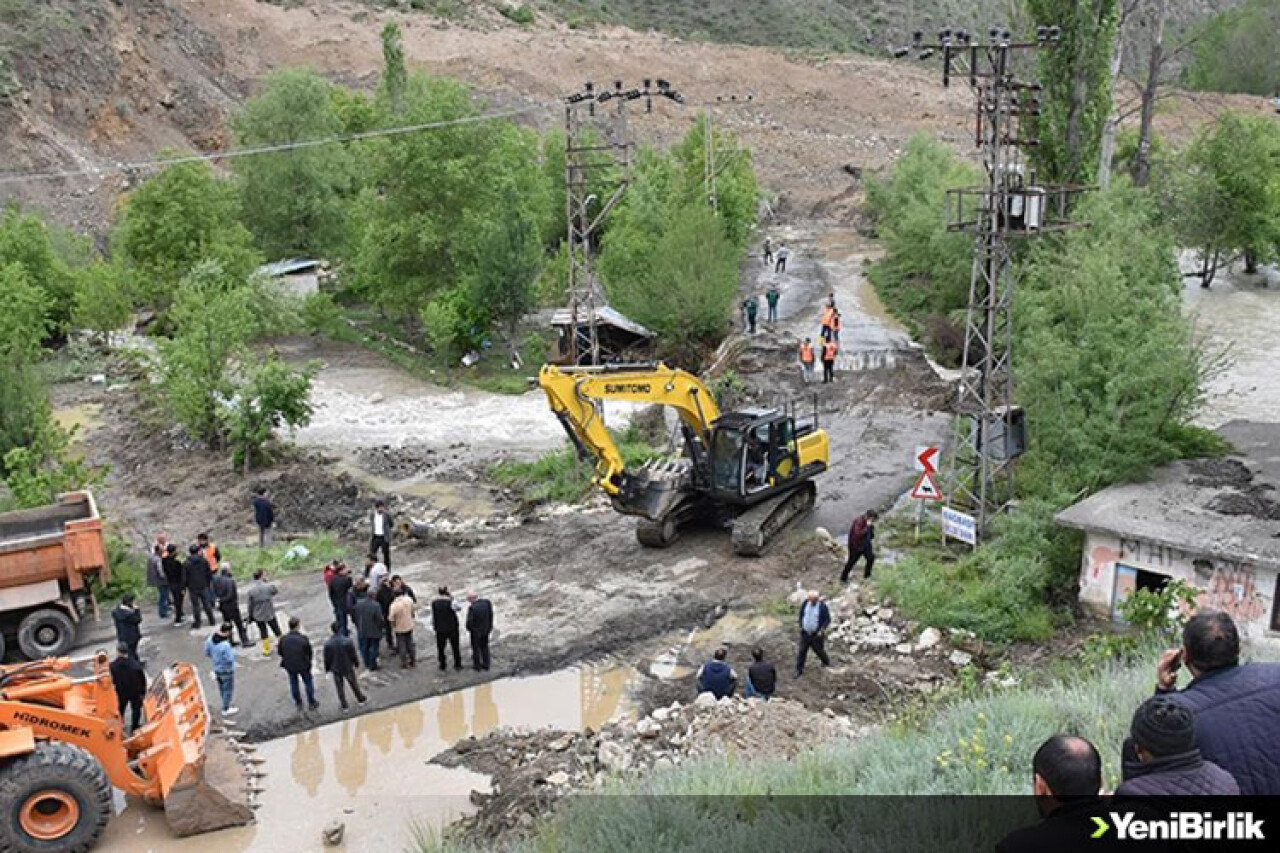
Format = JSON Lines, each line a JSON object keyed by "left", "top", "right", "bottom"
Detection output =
{"left": 436, "top": 695, "right": 865, "bottom": 840}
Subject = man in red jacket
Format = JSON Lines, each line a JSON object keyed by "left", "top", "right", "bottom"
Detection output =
{"left": 840, "top": 509, "right": 878, "bottom": 583}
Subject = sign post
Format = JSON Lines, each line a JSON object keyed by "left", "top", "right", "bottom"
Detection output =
{"left": 911, "top": 446, "right": 941, "bottom": 542}
{"left": 941, "top": 506, "right": 978, "bottom": 547}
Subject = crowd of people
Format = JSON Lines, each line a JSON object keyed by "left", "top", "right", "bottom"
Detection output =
{"left": 110, "top": 496, "right": 498, "bottom": 727}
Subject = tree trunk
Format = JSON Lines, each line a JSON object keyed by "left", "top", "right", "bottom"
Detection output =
{"left": 1131, "top": 0, "right": 1167, "bottom": 187}
{"left": 1244, "top": 250, "right": 1258, "bottom": 274}
{"left": 1096, "top": 5, "right": 1129, "bottom": 188}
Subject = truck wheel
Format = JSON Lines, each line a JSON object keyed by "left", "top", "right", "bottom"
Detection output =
{"left": 0, "top": 743, "right": 111, "bottom": 853}
{"left": 17, "top": 610, "right": 76, "bottom": 660}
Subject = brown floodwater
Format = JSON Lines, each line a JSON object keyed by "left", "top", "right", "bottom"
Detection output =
{"left": 95, "top": 665, "right": 633, "bottom": 853}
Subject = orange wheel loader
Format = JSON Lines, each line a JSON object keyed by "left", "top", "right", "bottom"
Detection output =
{"left": 0, "top": 652, "right": 255, "bottom": 852}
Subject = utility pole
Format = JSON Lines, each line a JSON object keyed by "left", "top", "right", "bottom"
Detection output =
{"left": 701, "top": 93, "right": 754, "bottom": 212}
{"left": 563, "top": 79, "right": 683, "bottom": 365}
{"left": 897, "top": 25, "right": 1088, "bottom": 539}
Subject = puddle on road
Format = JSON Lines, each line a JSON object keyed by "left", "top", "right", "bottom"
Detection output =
{"left": 96, "top": 665, "right": 634, "bottom": 853}
{"left": 340, "top": 463, "right": 502, "bottom": 518}
{"left": 52, "top": 402, "right": 103, "bottom": 440}
{"left": 688, "top": 612, "right": 783, "bottom": 648}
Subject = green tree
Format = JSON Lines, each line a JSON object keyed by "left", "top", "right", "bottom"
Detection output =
{"left": 0, "top": 204, "right": 78, "bottom": 333}
{"left": 0, "top": 262, "right": 51, "bottom": 471}
{"left": 114, "top": 161, "right": 261, "bottom": 310}
{"left": 158, "top": 260, "right": 258, "bottom": 446}
{"left": 1159, "top": 112, "right": 1280, "bottom": 283}
{"left": 1027, "top": 0, "right": 1120, "bottom": 184}
{"left": 378, "top": 21, "right": 408, "bottom": 114}
{"left": 468, "top": 198, "right": 544, "bottom": 348}
{"left": 73, "top": 260, "right": 132, "bottom": 344}
{"left": 1183, "top": 0, "right": 1280, "bottom": 96}
{"left": 3, "top": 423, "right": 104, "bottom": 509}
{"left": 671, "top": 114, "right": 758, "bottom": 249}
{"left": 231, "top": 69, "right": 354, "bottom": 259}
{"left": 227, "top": 356, "right": 317, "bottom": 474}
{"left": 608, "top": 203, "right": 739, "bottom": 361}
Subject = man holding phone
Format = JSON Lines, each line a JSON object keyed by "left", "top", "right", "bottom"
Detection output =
{"left": 1154, "top": 609, "right": 1280, "bottom": 794}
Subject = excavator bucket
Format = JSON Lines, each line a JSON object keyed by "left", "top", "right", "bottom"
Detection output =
{"left": 140, "top": 663, "right": 255, "bottom": 837}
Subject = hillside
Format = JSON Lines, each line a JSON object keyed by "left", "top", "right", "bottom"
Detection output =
{"left": 0, "top": 0, "right": 1267, "bottom": 233}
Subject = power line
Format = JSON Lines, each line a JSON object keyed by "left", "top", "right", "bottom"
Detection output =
{"left": 0, "top": 104, "right": 548, "bottom": 186}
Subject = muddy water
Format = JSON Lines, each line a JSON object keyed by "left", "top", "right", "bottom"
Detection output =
{"left": 51, "top": 402, "right": 103, "bottom": 438}
{"left": 96, "top": 666, "right": 634, "bottom": 853}
{"left": 1184, "top": 262, "right": 1280, "bottom": 426}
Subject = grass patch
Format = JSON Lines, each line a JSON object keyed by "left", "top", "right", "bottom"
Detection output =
{"left": 498, "top": 3, "right": 535, "bottom": 25}
{"left": 329, "top": 307, "right": 545, "bottom": 396}
{"left": 488, "top": 426, "right": 660, "bottom": 504}
{"left": 221, "top": 533, "right": 346, "bottom": 583}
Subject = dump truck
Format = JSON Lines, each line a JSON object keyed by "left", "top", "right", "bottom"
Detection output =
{"left": 0, "top": 653, "right": 255, "bottom": 852}
{"left": 0, "top": 492, "right": 111, "bottom": 661}
{"left": 540, "top": 363, "right": 829, "bottom": 554}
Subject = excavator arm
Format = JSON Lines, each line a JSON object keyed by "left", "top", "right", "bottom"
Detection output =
{"left": 538, "top": 363, "right": 720, "bottom": 495}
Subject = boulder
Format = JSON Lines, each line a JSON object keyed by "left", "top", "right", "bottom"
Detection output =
{"left": 915, "top": 627, "right": 942, "bottom": 651}
{"left": 948, "top": 650, "right": 974, "bottom": 667}
{"left": 546, "top": 771, "right": 570, "bottom": 786}
{"left": 635, "top": 719, "right": 662, "bottom": 740}
{"left": 693, "top": 691, "right": 718, "bottom": 709}
{"left": 322, "top": 821, "right": 345, "bottom": 847}
{"left": 597, "top": 740, "right": 631, "bottom": 773}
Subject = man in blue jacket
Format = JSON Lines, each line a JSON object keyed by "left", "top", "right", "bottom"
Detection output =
{"left": 1154, "top": 608, "right": 1280, "bottom": 794}
{"left": 696, "top": 648, "right": 737, "bottom": 699}
{"left": 795, "top": 590, "right": 831, "bottom": 677}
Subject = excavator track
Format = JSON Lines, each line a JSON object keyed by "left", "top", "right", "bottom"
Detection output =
{"left": 730, "top": 481, "right": 817, "bottom": 556}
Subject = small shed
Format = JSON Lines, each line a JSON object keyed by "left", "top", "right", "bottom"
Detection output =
{"left": 549, "top": 305, "right": 654, "bottom": 364}
{"left": 1055, "top": 421, "right": 1280, "bottom": 639}
{"left": 255, "top": 258, "right": 328, "bottom": 297}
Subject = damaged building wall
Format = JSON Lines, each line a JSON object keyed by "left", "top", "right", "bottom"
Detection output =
{"left": 1079, "top": 530, "right": 1280, "bottom": 639}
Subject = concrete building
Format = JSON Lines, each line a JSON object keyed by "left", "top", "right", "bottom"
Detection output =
{"left": 1056, "top": 421, "right": 1280, "bottom": 640}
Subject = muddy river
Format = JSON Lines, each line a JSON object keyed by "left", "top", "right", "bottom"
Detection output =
{"left": 97, "top": 666, "right": 633, "bottom": 853}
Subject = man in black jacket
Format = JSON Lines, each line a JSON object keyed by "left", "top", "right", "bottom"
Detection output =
{"left": 465, "top": 590, "right": 493, "bottom": 671}
{"left": 795, "top": 591, "right": 831, "bottom": 677}
{"left": 111, "top": 594, "right": 143, "bottom": 661}
{"left": 323, "top": 621, "right": 367, "bottom": 711}
{"left": 278, "top": 617, "right": 319, "bottom": 711}
{"left": 328, "top": 562, "right": 354, "bottom": 637}
{"left": 211, "top": 564, "right": 250, "bottom": 647}
{"left": 109, "top": 642, "right": 147, "bottom": 733}
{"left": 1153, "top": 608, "right": 1280, "bottom": 794}
{"left": 1115, "top": 696, "right": 1238, "bottom": 796}
{"left": 745, "top": 647, "right": 777, "bottom": 699}
{"left": 161, "top": 544, "right": 186, "bottom": 626}
{"left": 376, "top": 576, "right": 397, "bottom": 651}
{"left": 183, "top": 544, "right": 216, "bottom": 630}
{"left": 352, "top": 584, "right": 386, "bottom": 672}
{"left": 431, "top": 586, "right": 463, "bottom": 671}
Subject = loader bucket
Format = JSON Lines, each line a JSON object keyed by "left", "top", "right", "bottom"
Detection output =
{"left": 140, "top": 663, "right": 255, "bottom": 837}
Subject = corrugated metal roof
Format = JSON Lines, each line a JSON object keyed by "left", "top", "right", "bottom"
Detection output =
{"left": 256, "top": 258, "right": 323, "bottom": 278}
{"left": 548, "top": 305, "right": 654, "bottom": 339}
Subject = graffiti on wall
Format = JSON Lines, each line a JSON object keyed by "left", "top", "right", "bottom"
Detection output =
{"left": 1088, "top": 544, "right": 1121, "bottom": 581}
{"left": 1118, "top": 538, "right": 1190, "bottom": 570}
{"left": 1195, "top": 561, "right": 1269, "bottom": 624}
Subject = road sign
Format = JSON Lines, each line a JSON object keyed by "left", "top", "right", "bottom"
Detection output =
{"left": 915, "top": 445, "right": 939, "bottom": 473}
{"left": 911, "top": 471, "right": 942, "bottom": 501}
{"left": 941, "top": 506, "right": 978, "bottom": 545}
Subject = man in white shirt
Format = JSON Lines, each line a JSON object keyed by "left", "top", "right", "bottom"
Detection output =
{"left": 365, "top": 552, "right": 388, "bottom": 591}
{"left": 370, "top": 500, "right": 393, "bottom": 569}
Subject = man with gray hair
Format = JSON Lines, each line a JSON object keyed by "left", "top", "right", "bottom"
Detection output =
{"left": 794, "top": 590, "right": 830, "bottom": 677}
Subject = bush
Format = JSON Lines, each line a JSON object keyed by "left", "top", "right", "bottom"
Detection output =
{"left": 489, "top": 427, "right": 658, "bottom": 504}
{"left": 101, "top": 535, "right": 148, "bottom": 604}
{"left": 499, "top": 4, "right": 534, "bottom": 25}
{"left": 301, "top": 291, "right": 344, "bottom": 335}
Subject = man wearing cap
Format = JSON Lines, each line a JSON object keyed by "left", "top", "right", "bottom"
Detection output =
{"left": 1115, "top": 696, "right": 1238, "bottom": 796}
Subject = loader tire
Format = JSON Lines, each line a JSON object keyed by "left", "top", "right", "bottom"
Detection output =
{"left": 17, "top": 610, "right": 75, "bottom": 661}
{"left": 0, "top": 743, "right": 111, "bottom": 853}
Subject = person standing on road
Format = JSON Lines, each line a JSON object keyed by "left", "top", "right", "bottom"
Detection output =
{"left": 203, "top": 625, "right": 237, "bottom": 716}
{"left": 820, "top": 338, "right": 838, "bottom": 384}
{"left": 161, "top": 543, "right": 186, "bottom": 626}
{"left": 364, "top": 553, "right": 388, "bottom": 592}
{"left": 745, "top": 647, "right": 777, "bottom": 700}
{"left": 323, "top": 621, "right": 367, "bottom": 711}
{"left": 762, "top": 237, "right": 773, "bottom": 267}
{"left": 147, "top": 543, "right": 170, "bottom": 620}
{"left": 774, "top": 243, "right": 790, "bottom": 273}
{"left": 252, "top": 486, "right": 275, "bottom": 548}
{"left": 765, "top": 285, "right": 780, "bottom": 324}
{"left": 184, "top": 544, "right": 216, "bottom": 630}
{"left": 742, "top": 295, "right": 759, "bottom": 334}
{"left": 212, "top": 563, "right": 250, "bottom": 647}
{"left": 820, "top": 303, "right": 835, "bottom": 342}
{"left": 465, "top": 590, "right": 493, "bottom": 672}
{"left": 376, "top": 575, "right": 397, "bottom": 651}
{"left": 196, "top": 533, "right": 221, "bottom": 614}
{"left": 795, "top": 591, "right": 831, "bottom": 676}
{"left": 831, "top": 309, "right": 842, "bottom": 343}
{"left": 110, "top": 642, "right": 147, "bottom": 732}
{"left": 247, "top": 569, "right": 282, "bottom": 654}
{"left": 353, "top": 583, "right": 386, "bottom": 672}
{"left": 389, "top": 588, "right": 417, "bottom": 669}
{"left": 840, "top": 509, "right": 878, "bottom": 583}
{"left": 279, "top": 617, "right": 319, "bottom": 712}
{"left": 370, "top": 500, "right": 393, "bottom": 569}
{"left": 328, "top": 562, "right": 354, "bottom": 637}
{"left": 112, "top": 593, "right": 143, "bottom": 662}
{"left": 799, "top": 338, "right": 816, "bottom": 384}
{"left": 432, "top": 586, "right": 463, "bottom": 671}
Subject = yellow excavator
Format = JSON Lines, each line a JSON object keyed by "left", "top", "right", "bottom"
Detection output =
{"left": 540, "top": 363, "right": 829, "bottom": 555}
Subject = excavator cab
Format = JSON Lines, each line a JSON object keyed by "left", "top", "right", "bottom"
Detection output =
{"left": 710, "top": 409, "right": 808, "bottom": 504}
